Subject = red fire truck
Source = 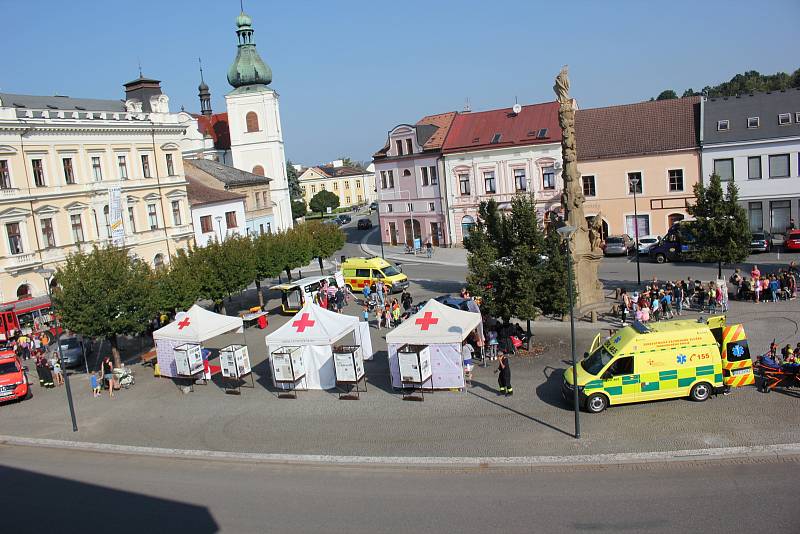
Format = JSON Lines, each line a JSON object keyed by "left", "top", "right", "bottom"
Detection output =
{"left": 0, "top": 296, "right": 60, "bottom": 343}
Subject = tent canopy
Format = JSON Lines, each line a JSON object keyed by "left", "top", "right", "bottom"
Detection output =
{"left": 265, "top": 301, "right": 358, "bottom": 345}
{"left": 153, "top": 304, "right": 243, "bottom": 343}
{"left": 386, "top": 298, "right": 481, "bottom": 345}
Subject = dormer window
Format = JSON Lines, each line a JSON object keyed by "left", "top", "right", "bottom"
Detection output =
{"left": 778, "top": 113, "right": 791, "bottom": 125}
{"left": 717, "top": 120, "right": 730, "bottom": 131}
{"left": 490, "top": 133, "right": 502, "bottom": 144}
{"left": 395, "top": 140, "right": 404, "bottom": 156}
{"left": 537, "top": 128, "right": 548, "bottom": 138}
{"left": 795, "top": 112, "right": 800, "bottom": 123}
{"left": 405, "top": 138, "right": 413, "bottom": 155}
{"left": 747, "top": 117, "right": 759, "bottom": 129}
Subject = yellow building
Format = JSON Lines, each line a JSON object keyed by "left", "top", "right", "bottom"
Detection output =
{"left": 0, "top": 77, "right": 194, "bottom": 302}
{"left": 297, "top": 160, "right": 375, "bottom": 210}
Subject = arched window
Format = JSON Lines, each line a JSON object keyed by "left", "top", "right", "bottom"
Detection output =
{"left": 103, "top": 205, "right": 111, "bottom": 237}
{"left": 252, "top": 165, "right": 265, "bottom": 176}
{"left": 668, "top": 213, "right": 684, "bottom": 228}
{"left": 16, "top": 284, "right": 31, "bottom": 299}
{"left": 461, "top": 215, "right": 476, "bottom": 239}
{"left": 245, "top": 112, "right": 259, "bottom": 132}
{"left": 403, "top": 169, "right": 411, "bottom": 177}
{"left": 153, "top": 253, "right": 165, "bottom": 270}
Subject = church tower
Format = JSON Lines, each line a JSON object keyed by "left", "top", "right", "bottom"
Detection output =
{"left": 198, "top": 59, "right": 212, "bottom": 116}
{"left": 225, "top": 11, "right": 293, "bottom": 230}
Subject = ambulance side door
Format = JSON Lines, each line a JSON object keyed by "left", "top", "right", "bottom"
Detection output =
{"left": 600, "top": 355, "right": 638, "bottom": 404}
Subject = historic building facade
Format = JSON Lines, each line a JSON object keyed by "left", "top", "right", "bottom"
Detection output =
{"left": 0, "top": 78, "right": 193, "bottom": 302}
{"left": 186, "top": 177, "right": 247, "bottom": 247}
{"left": 298, "top": 160, "right": 376, "bottom": 211}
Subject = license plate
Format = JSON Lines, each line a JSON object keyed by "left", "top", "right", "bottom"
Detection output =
{"left": 0, "top": 390, "right": 13, "bottom": 397}
{"left": 732, "top": 368, "right": 750, "bottom": 376}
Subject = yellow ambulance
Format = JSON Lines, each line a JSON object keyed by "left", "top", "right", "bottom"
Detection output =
{"left": 562, "top": 316, "right": 753, "bottom": 413}
{"left": 341, "top": 257, "right": 409, "bottom": 294}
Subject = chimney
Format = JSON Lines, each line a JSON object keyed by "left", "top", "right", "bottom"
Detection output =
{"left": 123, "top": 76, "right": 163, "bottom": 112}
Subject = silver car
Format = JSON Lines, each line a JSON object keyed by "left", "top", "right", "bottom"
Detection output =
{"left": 57, "top": 336, "right": 85, "bottom": 369}
{"left": 604, "top": 235, "right": 635, "bottom": 256}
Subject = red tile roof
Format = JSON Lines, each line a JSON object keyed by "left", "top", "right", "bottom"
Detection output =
{"left": 196, "top": 112, "right": 231, "bottom": 150}
{"left": 441, "top": 102, "right": 561, "bottom": 154}
{"left": 575, "top": 96, "right": 701, "bottom": 160}
{"left": 186, "top": 177, "right": 245, "bottom": 207}
{"left": 416, "top": 112, "right": 457, "bottom": 150}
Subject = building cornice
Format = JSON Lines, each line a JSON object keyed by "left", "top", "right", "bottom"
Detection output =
{"left": 700, "top": 136, "right": 800, "bottom": 150}
{"left": 0, "top": 120, "right": 186, "bottom": 136}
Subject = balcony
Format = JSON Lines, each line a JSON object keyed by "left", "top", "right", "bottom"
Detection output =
{"left": 169, "top": 224, "right": 194, "bottom": 237}
{"left": 2, "top": 252, "right": 41, "bottom": 273}
{"left": 0, "top": 187, "right": 21, "bottom": 199}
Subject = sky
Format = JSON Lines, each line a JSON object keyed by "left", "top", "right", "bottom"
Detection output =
{"left": 2, "top": 0, "right": 798, "bottom": 165}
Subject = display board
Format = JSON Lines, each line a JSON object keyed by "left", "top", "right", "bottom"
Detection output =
{"left": 398, "top": 345, "right": 432, "bottom": 384}
{"left": 272, "top": 346, "right": 306, "bottom": 383}
{"left": 220, "top": 344, "right": 251, "bottom": 379}
{"left": 174, "top": 343, "right": 203, "bottom": 376}
{"left": 333, "top": 349, "right": 365, "bottom": 383}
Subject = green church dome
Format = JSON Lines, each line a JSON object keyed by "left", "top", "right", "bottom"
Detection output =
{"left": 227, "top": 12, "right": 272, "bottom": 89}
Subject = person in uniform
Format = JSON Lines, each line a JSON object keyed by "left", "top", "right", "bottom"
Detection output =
{"left": 496, "top": 352, "right": 512, "bottom": 396}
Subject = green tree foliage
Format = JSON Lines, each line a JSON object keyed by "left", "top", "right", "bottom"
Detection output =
{"left": 303, "top": 221, "right": 345, "bottom": 273}
{"left": 193, "top": 236, "right": 257, "bottom": 314}
{"left": 252, "top": 233, "right": 284, "bottom": 308}
{"left": 153, "top": 248, "right": 201, "bottom": 315}
{"left": 339, "top": 157, "right": 366, "bottom": 170}
{"left": 309, "top": 190, "right": 340, "bottom": 215}
{"left": 536, "top": 219, "right": 575, "bottom": 317}
{"left": 658, "top": 68, "right": 800, "bottom": 100}
{"left": 687, "top": 174, "right": 751, "bottom": 276}
{"left": 291, "top": 199, "right": 307, "bottom": 220}
{"left": 52, "top": 246, "right": 156, "bottom": 367}
{"left": 656, "top": 89, "right": 678, "bottom": 100}
{"left": 269, "top": 227, "right": 313, "bottom": 281}
{"left": 286, "top": 160, "right": 302, "bottom": 199}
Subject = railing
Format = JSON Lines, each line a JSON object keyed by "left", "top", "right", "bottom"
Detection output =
{"left": 169, "top": 224, "right": 194, "bottom": 236}
{"left": 0, "top": 187, "right": 20, "bottom": 198}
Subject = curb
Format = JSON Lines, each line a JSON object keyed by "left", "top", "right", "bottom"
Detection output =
{"left": 358, "top": 231, "right": 467, "bottom": 267}
{"left": 2, "top": 435, "right": 798, "bottom": 469}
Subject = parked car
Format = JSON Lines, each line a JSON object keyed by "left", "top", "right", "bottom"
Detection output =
{"left": 357, "top": 218, "right": 372, "bottom": 230}
{"left": 637, "top": 235, "right": 661, "bottom": 255}
{"left": 58, "top": 336, "right": 85, "bottom": 369}
{"left": 750, "top": 232, "right": 772, "bottom": 253}
{"left": 369, "top": 201, "right": 378, "bottom": 212}
{"left": 604, "top": 235, "right": 635, "bottom": 256}
{"left": 335, "top": 214, "right": 352, "bottom": 225}
{"left": 0, "top": 350, "right": 31, "bottom": 403}
{"left": 785, "top": 230, "right": 800, "bottom": 251}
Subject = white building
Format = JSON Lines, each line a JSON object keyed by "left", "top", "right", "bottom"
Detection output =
{"left": 701, "top": 89, "right": 800, "bottom": 235}
{"left": 186, "top": 177, "right": 246, "bottom": 247}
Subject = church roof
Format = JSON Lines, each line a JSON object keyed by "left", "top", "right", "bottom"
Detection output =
{"left": 227, "top": 12, "right": 272, "bottom": 90}
{"left": 184, "top": 158, "right": 272, "bottom": 187}
{"left": 195, "top": 112, "right": 231, "bottom": 149}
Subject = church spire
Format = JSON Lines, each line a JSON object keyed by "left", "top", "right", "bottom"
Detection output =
{"left": 198, "top": 58, "right": 212, "bottom": 116}
{"left": 227, "top": 11, "right": 272, "bottom": 90}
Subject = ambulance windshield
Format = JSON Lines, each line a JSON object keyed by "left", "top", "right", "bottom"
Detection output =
{"left": 582, "top": 347, "right": 614, "bottom": 376}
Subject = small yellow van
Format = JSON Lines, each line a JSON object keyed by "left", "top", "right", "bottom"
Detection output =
{"left": 562, "top": 316, "right": 752, "bottom": 413}
{"left": 342, "top": 257, "right": 409, "bottom": 294}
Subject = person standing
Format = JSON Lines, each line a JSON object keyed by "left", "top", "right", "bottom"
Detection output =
{"left": 496, "top": 352, "right": 512, "bottom": 396}
{"left": 335, "top": 287, "right": 345, "bottom": 313}
{"left": 619, "top": 289, "right": 631, "bottom": 326}
{"left": 35, "top": 353, "right": 54, "bottom": 388}
{"left": 425, "top": 241, "right": 433, "bottom": 259}
{"left": 674, "top": 282, "right": 684, "bottom": 316}
{"left": 375, "top": 280, "right": 385, "bottom": 307}
{"left": 101, "top": 356, "right": 117, "bottom": 398}
{"left": 401, "top": 290, "right": 412, "bottom": 312}
{"left": 52, "top": 358, "right": 64, "bottom": 387}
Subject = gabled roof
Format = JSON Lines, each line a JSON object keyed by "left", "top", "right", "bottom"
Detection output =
{"left": 185, "top": 177, "right": 246, "bottom": 207}
{"left": 703, "top": 89, "right": 800, "bottom": 145}
{"left": 0, "top": 92, "right": 126, "bottom": 112}
{"left": 441, "top": 102, "right": 561, "bottom": 154}
{"left": 373, "top": 111, "right": 457, "bottom": 159}
{"left": 316, "top": 165, "right": 368, "bottom": 178}
{"left": 575, "top": 96, "right": 701, "bottom": 160}
{"left": 195, "top": 112, "right": 231, "bottom": 150}
{"left": 184, "top": 158, "right": 272, "bottom": 186}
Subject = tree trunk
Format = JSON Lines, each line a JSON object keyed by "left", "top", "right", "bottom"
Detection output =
{"left": 256, "top": 279, "right": 264, "bottom": 308}
{"left": 109, "top": 334, "right": 122, "bottom": 368}
{"left": 526, "top": 319, "right": 532, "bottom": 350}
{"left": 718, "top": 260, "right": 722, "bottom": 280}
{"left": 285, "top": 267, "right": 292, "bottom": 282}
{"left": 219, "top": 299, "right": 227, "bottom": 316}
{"left": 318, "top": 256, "right": 324, "bottom": 274}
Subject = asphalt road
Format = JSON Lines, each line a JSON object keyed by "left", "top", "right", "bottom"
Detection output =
{"left": 1, "top": 444, "right": 795, "bottom": 534}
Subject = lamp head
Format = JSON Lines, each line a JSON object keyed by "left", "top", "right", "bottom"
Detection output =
{"left": 556, "top": 225, "right": 577, "bottom": 240}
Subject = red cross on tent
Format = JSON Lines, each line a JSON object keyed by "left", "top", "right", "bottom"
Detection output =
{"left": 415, "top": 311, "right": 439, "bottom": 331}
{"left": 177, "top": 317, "right": 191, "bottom": 330}
{"left": 292, "top": 313, "right": 315, "bottom": 333}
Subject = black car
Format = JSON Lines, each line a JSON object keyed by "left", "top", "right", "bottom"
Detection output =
{"left": 369, "top": 201, "right": 378, "bottom": 212}
{"left": 335, "top": 214, "right": 352, "bottom": 225}
{"left": 357, "top": 218, "right": 372, "bottom": 230}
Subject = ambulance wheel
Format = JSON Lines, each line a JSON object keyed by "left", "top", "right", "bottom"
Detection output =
{"left": 585, "top": 393, "right": 608, "bottom": 413}
{"left": 690, "top": 382, "right": 711, "bottom": 402}
{"left": 655, "top": 253, "right": 667, "bottom": 264}
{"left": 345, "top": 284, "right": 353, "bottom": 293}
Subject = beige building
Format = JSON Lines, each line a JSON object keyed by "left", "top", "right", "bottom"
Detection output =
{"left": 298, "top": 160, "right": 375, "bottom": 210}
{"left": 0, "top": 77, "right": 194, "bottom": 303}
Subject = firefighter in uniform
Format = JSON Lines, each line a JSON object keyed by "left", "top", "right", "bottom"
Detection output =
{"left": 497, "top": 352, "right": 512, "bottom": 396}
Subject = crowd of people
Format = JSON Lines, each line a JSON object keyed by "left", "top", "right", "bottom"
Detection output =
{"left": 359, "top": 280, "right": 416, "bottom": 330}
{"left": 618, "top": 277, "right": 730, "bottom": 325}
{"left": 729, "top": 265, "right": 797, "bottom": 302}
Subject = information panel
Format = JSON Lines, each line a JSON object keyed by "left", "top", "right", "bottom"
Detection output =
{"left": 272, "top": 347, "right": 305, "bottom": 383}
{"left": 333, "top": 351, "right": 365, "bottom": 383}
{"left": 398, "top": 345, "right": 431, "bottom": 384}
{"left": 220, "top": 345, "right": 251, "bottom": 379}
{"left": 174, "top": 343, "right": 203, "bottom": 376}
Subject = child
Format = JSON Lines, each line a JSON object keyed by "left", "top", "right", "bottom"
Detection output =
{"left": 90, "top": 372, "right": 100, "bottom": 397}
{"left": 362, "top": 305, "right": 369, "bottom": 325}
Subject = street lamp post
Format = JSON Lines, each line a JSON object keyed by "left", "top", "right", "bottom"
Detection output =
{"left": 630, "top": 176, "right": 641, "bottom": 286}
{"left": 215, "top": 215, "right": 224, "bottom": 242}
{"left": 556, "top": 225, "right": 580, "bottom": 439}
{"left": 34, "top": 267, "right": 78, "bottom": 432}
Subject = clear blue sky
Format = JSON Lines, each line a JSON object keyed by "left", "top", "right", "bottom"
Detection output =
{"left": 2, "top": 0, "right": 798, "bottom": 165}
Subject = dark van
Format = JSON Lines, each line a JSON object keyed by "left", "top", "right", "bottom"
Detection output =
{"left": 650, "top": 222, "right": 696, "bottom": 264}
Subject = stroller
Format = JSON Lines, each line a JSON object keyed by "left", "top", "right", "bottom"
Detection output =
{"left": 753, "top": 354, "right": 800, "bottom": 392}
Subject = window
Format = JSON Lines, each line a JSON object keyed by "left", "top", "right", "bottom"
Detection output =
{"left": 321, "top": 183, "right": 326, "bottom": 190}
{"left": 582, "top": 175, "right": 596, "bottom": 197}
{"left": 356, "top": 180, "right": 361, "bottom": 188}
{"left": 429, "top": 166, "right": 438, "bottom": 185}
{"left": 346, "top": 196, "right": 351, "bottom": 205}
{"left": 70, "top": 214, "right": 84, "bottom": 243}
{"left": 461, "top": 215, "right": 476, "bottom": 238}
{"left": 458, "top": 173, "right": 470, "bottom": 195}
{"left": 127, "top": 206, "right": 136, "bottom": 233}
{"left": 747, "top": 117, "right": 760, "bottom": 129}
{"left": 117, "top": 155, "right": 128, "bottom": 179}
{"left": 748, "top": 156, "right": 762, "bottom": 179}
{"left": 483, "top": 171, "right": 496, "bottom": 193}
{"left": 387, "top": 170, "right": 394, "bottom": 188}
{"left": 778, "top": 113, "right": 791, "bottom": 125}
{"left": 395, "top": 140, "right": 404, "bottom": 156}
{"left": 333, "top": 182, "right": 338, "bottom": 191}
{"left": 407, "top": 202, "right": 412, "bottom": 212}
{"left": 402, "top": 169, "right": 411, "bottom": 177}
{"left": 165, "top": 154, "right": 175, "bottom": 176}
{"left": 421, "top": 167, "right": 429, "bottom": 186}
{"left": 141, "top": 154, "right": 151, "bottom": 178}
{"left": 387, "top": 204, "right": 393, "bottom": 213}
{"left": 225, "top": 211, "right": 237, "bottom": 228}
{"left": 355, "top": 268, "right": 370, "bottom": 278}
{"left": 514, "top": 168, "right": 526, "bottom": 191}
{"left": 252, "top": 165, "right": 264, "bottom": 176}
{"left": 748, "top": 202, "right": 763, "bottom": 232}
{"left": 6, "top": 223, "right": 22, "bottom": 255}
{"left": 769, "top": 154, "right": 790, "bottom": 178}
{"left": 668, "top": 213, "right": 684, "bottom": 227}
{"left": 625, "top": 214, "right": 650, "bottom": 238}
{"left": 358, "top": 195, "right": 362, "bottom": 202}
{"left": 40, "top": 218, "right": 56, "bottom": 248}
{"left": 796, "top": 112, "right": 800, "bottom": 123}
{"left": 0, "top": 160, "right": 10, "bottom": 189}
{"left": 713, "top": 159, "right": 734, "bottom": 181}
{"left": 406, "top": 139, "right": 413, "bottom": 155}
{"left": 153, "top": 254, "right": 164, "bottom": 269}
{"left": 254, "top": 193, "right": 261, "bottom": 208}
{"left": 429, "top": 202, "right": 435, "bottom": 212}
{"left": 103, "top": 205, "right": 111, "bottom": 237}
{"left": 200, "top": 215, "right": 213, "bottom": 233}
{"left": 147, "top": 203, "right": 159, "bottom": 230}
{"left": 542, "top": 166, "right": 556, "bottom": 190}
{"left": 171, "top": 200, "right": 181, "bottom": 225}
{"left": 91, "top": 156, "right": 102, "bottom": 181}
{"left": 344, "top": 180, "right": 349, "bottom": 189}
{"left": 32, "top": 159, "right": 45, "bottom": 187}
{"left": 491, "top": 133, "right": 502, "bottom": 144}
{"left": 380, "top": 171, "right": 387, "bottom": 189}
{"left": 668, "top": 169, "right": 684, "bottom": 192}
{"left": 246, "top": 111, "right": 259, "bottom": 132}
{"left": 62, "top": 158, "right": 75, "bottom": 184}
{"left": 627, "top": 172, "right": 642, "bottom": 194}
{"left": 717, "top": 120, "right": 730, "bottom": 131}
{"left": 770, "top": 200, "right": 791, "bottom": 233}
{"left": 311, "top": 185, "right": 316, "bottom": 194}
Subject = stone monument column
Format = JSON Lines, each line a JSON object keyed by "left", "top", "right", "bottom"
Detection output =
{"left": 554, "top": 66, "right": 604, "bottom": 311}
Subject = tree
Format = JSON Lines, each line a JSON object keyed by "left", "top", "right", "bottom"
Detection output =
{"left": 309, "top": 189, "right": 340, "bottom": 216}
{"left": 286, "top": 160, "right": 302, "bottom": 199}
{"left": 270, "top": 227, "right": 313, "bottom": 281}
{"left": 656, "top": 90, "right": 678, "bottom": 100}
{"left": 153, "top": 248, "right": 201, "bottom": 315}
{"left": 687, "top": 174, "right": 751, "bottom": 278}
{"left": 194, "top": 236, "right": 257, "bottom": 314}
{"left": 52, "top": 246, "right": 156, "bottom": 367}
{"left": 339, "top": 157, "right": 366, "bottom": 170}
{"left": 304, "top": 221, "right": 345, "bottom": 273}
{"left": 252, "top": 233, "right": 284, "bottom": 308}
{"left": 291, "top": 199, "right": 307, "bottom": 220}
{"left": 655, "top": 67, "right": 800, "bottom": 101}
{"left": 536, "top": 219, "right": 576, "bottom": 317}
{"left": 682, "top": 88, "right": 699, "bottom": 97}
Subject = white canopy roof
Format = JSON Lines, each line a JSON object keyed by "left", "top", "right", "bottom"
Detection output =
{"left": 265, "top": 301, "right": 358, "bottom": 345}
{"left": 153, "top": 304, "right": 243, "bottom": 343}
{"left": 386, "top": 298, "right": 482, "bottom": 345}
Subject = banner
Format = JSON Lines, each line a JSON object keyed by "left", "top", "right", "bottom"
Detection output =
{"left": 108, "top": 186, "right": 124, "bottom": 246}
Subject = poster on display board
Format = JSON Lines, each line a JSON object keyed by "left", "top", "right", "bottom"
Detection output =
{"left": 272, "top": 347, "right": 305, "bottom": 383}
{"left": 220, "top": 345, "right": 251, "bottom": 378}
{"left": 333, "top": 351, "right": 364, "bottom": 383}
{"left": 334, "top": 271, "right": 345, "bottom": 289}
{"left": 398, "top": 345, "right": 431, "bottom": 384}
{"left": 174, "top": 343, "right": 203, "bottom": 376}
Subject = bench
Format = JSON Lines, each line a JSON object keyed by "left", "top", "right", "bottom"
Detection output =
{"left": 140, "top": 349, "right": 158, "bottom": 367}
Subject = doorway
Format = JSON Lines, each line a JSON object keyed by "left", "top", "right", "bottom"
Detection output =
{"left": 430, "top": 222, "right": 440, "bottom": 246}
{"left": 388, "top": 222, "right": 398, "bottom": 246}
{"left": 403, "top": 218, "right": 421, "bottom": 246}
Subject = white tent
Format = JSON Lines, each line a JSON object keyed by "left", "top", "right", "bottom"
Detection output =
{"left": 153, "top": 305, "right": 243, "bottom": 378}
{"left": 265, "top": 302, "right": 372, "bottom": 390}
{"left": 386, "top": 299, "right": 481, "bottom": 389}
